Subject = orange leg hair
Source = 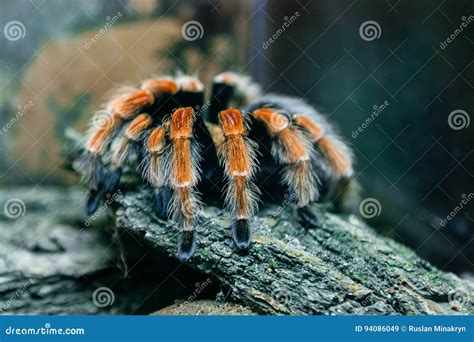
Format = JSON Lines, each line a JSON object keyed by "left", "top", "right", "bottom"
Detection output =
{"left": 103, "top": 113, "right": 153, "bottom": 193}
{"left": 85, "top": 88, "right": 155, "bottom": 157}
{"left": 294, "top": 114, "right": 357, "bottom": 212}
{"left": 293, "top": 114, "right": 353, "bottom": 178}
{"left": 142, "top": 125, "right": 172, "bottom": 220}
{"left": 84, "top": 78, "right": 179, "bottom": 215}
{"left": 168, "top": 107, "right": 202, "bottom": 260}
{"left": 86, "top": 78, "right": 178, "bottom": 157}
{"left": 253, "top": 108, "right": 319, "bottom": 208}
{"left": 111, "top": 113, "right": 153, "bottom": 169}
{"left": 143, "top": 126, "right": 167, "bottom": 187}
{"left": 218, "top": 109, "right": 259, "bottom": 249}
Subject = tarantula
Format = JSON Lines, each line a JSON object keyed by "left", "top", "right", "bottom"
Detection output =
{"left": 82, "top": 72, "right": 357, "bottom": 260}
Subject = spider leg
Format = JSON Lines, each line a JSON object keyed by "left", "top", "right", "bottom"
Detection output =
{"left": 89, "top": 87, "right": 153, "bottom": 160}
{"left": 293, "top": 114, "right": 358, "bottom": 212}
{"left": 175, "top": 75, "right": 225, "bottom": 202}
{"left": 84, "top": 90, "right": 152, "bottom": 215}
{"left": 208, "top": 72, "right": 261, "bottom": 124}
{"left": 167, "top": 107, "right": 202, "bottom": 260}
{"left": 217, "top": 109, "right": 260, "bottom": 249}
{"left": 141, "top": 125, "right": 170, "bottom": 218}
{"left": 155, "top": 75, "right": 222, "bottom": 216}
{"left": 252, "top": 108, "right": 323, "bottom": 229}
{"left": 84, "top": 78, "right": 178, "bottom": 214}
{"left": 86, "top": 114, "right": 152, "bottom": 215}
{"left": 85, "top": 88, "right": 156, "bottom": 160}
{"left": 145, "top": 75, "right": 214, "bottom": 222}
{"left": 208, "top": 74, "right": 237, "bottom": 124}
{"left": 105, "top": 113, "right": 153, "bottom": 193}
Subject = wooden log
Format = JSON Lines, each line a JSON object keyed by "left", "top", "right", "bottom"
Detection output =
{"left": 61, "top": 128, "right": 474, "bottom": 315}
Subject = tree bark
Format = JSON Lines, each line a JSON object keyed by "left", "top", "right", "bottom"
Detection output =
{"left": 0, "top": 188, "right": 120, "bottom": 314}
{"left": 58, "top": 128, "right": 474, "bottom": 315}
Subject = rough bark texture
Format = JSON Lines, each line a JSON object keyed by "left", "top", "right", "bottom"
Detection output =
{"left": 0, "top": 187, "right": 234, "bottom": 315}
{"left": 152, "top": 300, "right": 255, "bottom": 316}
{"left": 116, "top": 187, "right": 473, "bottom": 315}
{"left": 57, "top": 128, "right": 474, "bottom": 315}
{"left": 0, "top": 188, "right": 119, "bottom": 314}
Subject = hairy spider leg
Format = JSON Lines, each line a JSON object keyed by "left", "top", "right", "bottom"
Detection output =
{"left": 252, "top": 108, "right": 322, "bottom": 229}
{"left": 106, "top": 77, "right": 180, "bottom": 189}
{"left": 142, "top": 125, "right": 169, "bottom": 217}
{"left": 167, "top": 107, "right": 202, "bottom": 260}
{"left": 84, "top": 90, "right": 154, "bottom": 215}
{"left": 85, "top": 78, "right": 179, "bottom": 214}
{"left": 148, "top": 76, "right": 222, "bottom": 218}
{"left": 293, "top": 114, "right": 357, "bottom": 212}
{"left": 218, "top": 109, "right": 260, "bottom": 249}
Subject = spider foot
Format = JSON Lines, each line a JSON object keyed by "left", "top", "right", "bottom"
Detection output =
{"left": 297, "top": 206, "right": 323, "bottom": 229}
{"left": 231, "top": 219, "right": 251, "bottom": 250}
{"left": 86, "top": 189, "right": 103, "bottom": 216}
{"left": 104, "top": 167, "right": 122, "bottom": 194}
{"left": 178, "top": 230, "right": 197, "bottom": 261}
{"left": 155, "top": 187, "right": 172, "bottom": 219}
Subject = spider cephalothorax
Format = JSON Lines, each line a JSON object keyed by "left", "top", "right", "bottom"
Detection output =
{"left": 81, "top": 71, "right": 358, "bottom": 260}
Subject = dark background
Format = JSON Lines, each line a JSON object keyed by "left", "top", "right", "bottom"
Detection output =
{"left": 0, "top": 0, "right": 472, "bottom": 275}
